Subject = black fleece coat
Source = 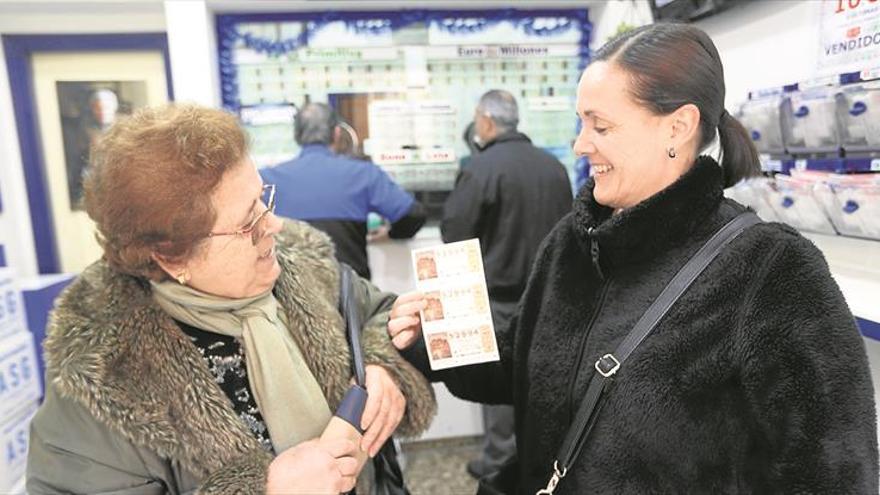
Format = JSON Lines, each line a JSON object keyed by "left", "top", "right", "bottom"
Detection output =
{"left": 405, "top": 157, "right": 878, "bottom": 493}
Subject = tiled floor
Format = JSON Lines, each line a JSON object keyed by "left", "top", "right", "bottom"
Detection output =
{"left": 402, "top": 436, "right": 481, "bottom": 494}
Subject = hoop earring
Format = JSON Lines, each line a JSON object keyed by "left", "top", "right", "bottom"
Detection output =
{"left": 666, "top": 146, "right": 677, "bottom": 159}
{"left": 176, "top": 271, "right": 189, "bottom": 285}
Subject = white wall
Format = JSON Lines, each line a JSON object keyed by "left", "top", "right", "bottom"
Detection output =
{"left": 164, "top": 0, "right": 219, "bottom": 106}
{"left": 695, "top": 1, "right": 821, "bottom": 109}
{"left": 0, "top": 1, "right": 166, "bottom": 34}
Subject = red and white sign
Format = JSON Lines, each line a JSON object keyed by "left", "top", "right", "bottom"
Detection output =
{"left": 818, "top": 0, "right": 880, "bottom": 74}
{"left": 421, "top": 148, "right": 457, "bottom": 163}
{"left": 373, "top": 150, "right": 415, "bottom": 165}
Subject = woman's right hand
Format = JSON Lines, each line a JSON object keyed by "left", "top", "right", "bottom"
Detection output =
{"left": 266, "top": 438, "right": 359, "bottom": 494}
{"left": 387, "top": 291, "right": 426, "bottom": 350}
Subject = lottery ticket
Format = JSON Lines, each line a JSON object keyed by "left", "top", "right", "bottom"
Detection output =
{"left": 411, "top": 239, "right": 500, "bottom": 370}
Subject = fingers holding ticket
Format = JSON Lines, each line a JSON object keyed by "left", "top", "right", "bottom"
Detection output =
{"left": 388, "top": 292, "right": 426, "bottom": 350}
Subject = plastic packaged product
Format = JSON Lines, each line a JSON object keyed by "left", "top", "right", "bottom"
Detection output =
{"left": 725, "top": 177, "right": 780, "bottom": 222}
{"left": 766, "top": 174, "right": 837, "bottom": 234}
{"left": 824, "top": 174, "right": 880, "bottom": 240}
{"left": 837, "top": 82, "right": 880, "bottom": 150}
{"left": 737, "top": 96, "right": 787, "bottom": 154}
{"left": 785, "top": 87, "right": 841, "bottom": 152}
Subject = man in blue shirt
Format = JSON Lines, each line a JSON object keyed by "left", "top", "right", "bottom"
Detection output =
{"left": 261, "top": 103, "right": 426, "bottom": 279}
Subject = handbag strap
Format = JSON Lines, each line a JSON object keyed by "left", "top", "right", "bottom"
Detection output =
{"left": 537, "top": 211, "right": 761, "bottom": 495}
{"left": 338, "top": 264, "right": 412, "bottom": 495}
{"left": 339, "top": 263, "right": 366, "bottom": 387}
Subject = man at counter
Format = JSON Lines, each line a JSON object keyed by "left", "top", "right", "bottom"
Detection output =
{"left": 441, "top": 89, "right": 574, "bottom": 480}
{"left": 261, "top": 102, "right": 426, "bottom": 279}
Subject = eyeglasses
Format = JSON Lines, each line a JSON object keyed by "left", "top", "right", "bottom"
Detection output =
{"left": 207, "top": 184, "right": 276, "bottom": 246}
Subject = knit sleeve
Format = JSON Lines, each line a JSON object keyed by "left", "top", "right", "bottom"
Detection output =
{"left": 737, "top": 233, "right": 878, "bottom": 493}
{"left": 354, "top": 275, "right": 437, "bottom": 437}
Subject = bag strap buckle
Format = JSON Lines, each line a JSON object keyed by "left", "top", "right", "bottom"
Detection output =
{"left": 536, "top": 460, "right": 567, "bottom": 495}
{"left": 594, "top": 353, "right": 620, "bottom": 378}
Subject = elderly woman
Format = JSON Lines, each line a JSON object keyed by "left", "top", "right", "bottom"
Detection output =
{"left": 27, "top": 104, "right": 435, "bottom": 494}
{"left": 390, "top": 23, "right": 878, "bottom": 493}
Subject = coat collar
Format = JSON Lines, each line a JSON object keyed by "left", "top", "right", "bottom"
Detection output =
{"left": 43, "top": 220, "right": 351, "bottom": 478}
{"left": 572, "top": 156, "right": 724, "bottom": 273}
{"left": 480, "top": 131, "right": 531, "bottom": 151}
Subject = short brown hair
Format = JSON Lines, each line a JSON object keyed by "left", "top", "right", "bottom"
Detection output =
{"left": 83, "top": 103, "right": 248, "bottom": 280}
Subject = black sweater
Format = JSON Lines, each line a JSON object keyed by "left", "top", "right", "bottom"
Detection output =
{"left": 405, "top": 157, "right": 878, "bottom": 493}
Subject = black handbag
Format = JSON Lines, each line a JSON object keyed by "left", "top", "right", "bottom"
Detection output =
{"left": 479, "top": 212, "right": 760, "bottom": 495}
{"left": 476, "top": 455, "right": 519, "bottom": 495}
{"left": 338, "top": 263, "right": 411, "bottom": 495}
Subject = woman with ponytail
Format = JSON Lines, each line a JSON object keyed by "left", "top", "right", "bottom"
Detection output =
{"left": 388, "top": 23, "right": 878, "bottom": 493}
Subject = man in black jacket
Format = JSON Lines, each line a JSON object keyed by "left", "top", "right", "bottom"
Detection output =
{"left": 442, "top": 89, "right": 573, "bottom": 479}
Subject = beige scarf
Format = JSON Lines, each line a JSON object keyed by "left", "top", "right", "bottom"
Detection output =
{"left": 151, "top": 281, "right": 332, "bottom": 454}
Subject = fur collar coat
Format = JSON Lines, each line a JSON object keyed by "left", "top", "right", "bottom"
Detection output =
{"left": 27, "top": 220, "right": 436, "bottom": 494}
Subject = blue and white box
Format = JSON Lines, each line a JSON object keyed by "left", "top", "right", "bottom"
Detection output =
{"left": 0, "top": 401, "right": 37, "bottom": 492}
{"left": 0, "top": 268, "right": 26, "bottom": 339}
{"left": 0, "top": 331, "right": 41, "bottom": 422}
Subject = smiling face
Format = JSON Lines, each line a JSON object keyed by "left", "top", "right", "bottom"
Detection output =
{"left": 573, "top": 61, "right": 699, "bottom": 210}
{"left": 155, "top": 159, "right": 284, "bottom": 299}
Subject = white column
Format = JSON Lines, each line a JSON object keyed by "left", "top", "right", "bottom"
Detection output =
{"left": 0, "top": 38, "right": 39, "bottom": 277}
{"left": 164, "top": 0, "right": 220, "bottom": 107}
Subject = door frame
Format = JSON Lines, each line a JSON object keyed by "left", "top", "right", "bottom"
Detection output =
{"left": 3, "top": 33, "right": 173, "bottom": 273}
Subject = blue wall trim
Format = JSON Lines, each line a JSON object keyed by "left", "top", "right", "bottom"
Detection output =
{"left": 857, "top": 317, "right": 880, "bottom": 341}
{"left": 2, "top": 33, "right": 173, "bottom": 274}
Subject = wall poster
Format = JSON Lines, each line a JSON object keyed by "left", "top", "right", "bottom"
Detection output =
{"left": 819, "top": 0, "right": 880, "bottom": 75}
{"left": 31, "top": 51, "right": 167, "bottom": 272}
{"left": 216, "top": 9, "right": 592, "bottom": 191}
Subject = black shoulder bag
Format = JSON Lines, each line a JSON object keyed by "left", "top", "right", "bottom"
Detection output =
{"left": 479, "top": 212, "right": 760, "bottom": 495}
{"left": 338, "top": 263, "right": 411, "bottom": 495}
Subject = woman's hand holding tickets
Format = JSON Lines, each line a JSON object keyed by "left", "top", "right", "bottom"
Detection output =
{"left": 387, "top": 292, "right": 426, "bottom": 350}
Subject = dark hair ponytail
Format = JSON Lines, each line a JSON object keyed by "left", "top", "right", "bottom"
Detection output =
{"left": 717, "top": 111, "right": 760, "bottom": 187}
{"left": 594, "top": 23, "right": 760, "bottom": 188}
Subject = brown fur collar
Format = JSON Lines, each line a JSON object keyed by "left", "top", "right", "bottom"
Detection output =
{"left": 43, "top": 220, "right": 397, "bottom": 479}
